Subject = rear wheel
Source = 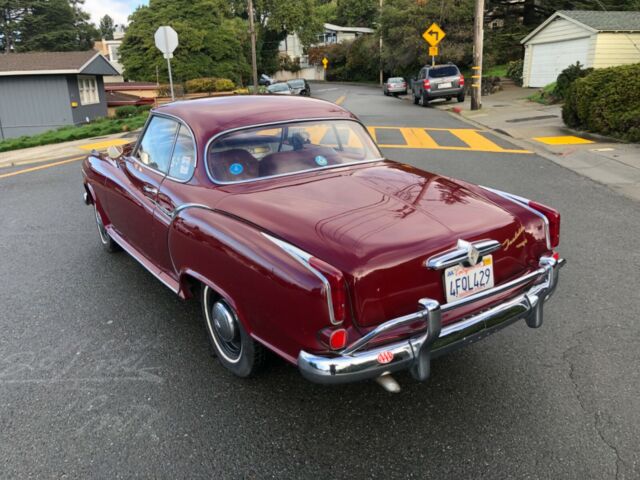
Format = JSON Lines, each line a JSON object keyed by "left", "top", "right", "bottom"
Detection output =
{"left": 413, "top": 94, "right": 419, "bottom": 105}
{"left": 419, "top": 94, "right": 430, "bottom": 107}
{"left": 457, "top": 93, "right": 466, "bottom": 102}
{"left": 201, "top": 285, "right": 266, "bottom": 377}
{"left": 94, "top": 204, "right": 120, "bottom": 253}
{"left": 446, "top": 96, "right": 452, "bottom": 101}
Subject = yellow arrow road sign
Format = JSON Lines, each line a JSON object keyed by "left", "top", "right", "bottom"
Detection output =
{"left": 322, "top": 57, "right": 329, "bottom": 69}
{"left": 423, "top": 23, "right": 446, "bottom": 47}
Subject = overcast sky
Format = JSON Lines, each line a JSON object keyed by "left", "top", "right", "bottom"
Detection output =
{"left": 84, "top": 0, "right": 148, "bottom": 26}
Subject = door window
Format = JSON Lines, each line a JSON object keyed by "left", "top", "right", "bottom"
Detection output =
{"left": 168, "top": 125, "right": 196, "bottom": 181}
{"left": 135, "top": 116, "right": 179, "bottom": 174}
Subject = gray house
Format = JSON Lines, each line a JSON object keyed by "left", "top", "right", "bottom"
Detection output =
{"left": 0, "top": 51, "right": 119, "bottom": 140}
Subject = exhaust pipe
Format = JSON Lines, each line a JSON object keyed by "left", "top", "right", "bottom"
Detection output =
{"left": 375, "top": 373, "right": 401, "bottom": 393}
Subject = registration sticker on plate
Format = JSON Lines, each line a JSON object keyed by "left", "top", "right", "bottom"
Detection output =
{"left": 439, "top": 82, "right": 453, "bottom": 89}
{"left": 444, "top": 255, "right": 494, "bottom": 303}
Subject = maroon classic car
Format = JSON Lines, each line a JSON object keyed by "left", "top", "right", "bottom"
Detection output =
{"left": 82, "top": 96, "right": 565, "bottom": 391}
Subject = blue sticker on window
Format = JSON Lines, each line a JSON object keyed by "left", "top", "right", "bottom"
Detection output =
{"left": 229, "top": 163, "right": 244, "bottom": 175}
{"left": 315, "top": 155, "right": 328, "bottom": 166}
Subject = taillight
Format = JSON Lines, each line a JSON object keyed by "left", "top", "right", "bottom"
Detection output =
{"left": 459, "top": 74, "right": 465, "bottom": 86}
{"left": 309, "top": 256, "right": 347, "bottom": 325}
{"left": 329, "top": 328, "right": 348, "bottom": 350}
{"left": 528, "top": 200, "right": 561, "bottom": 248}
{"left": 423, "top": 79, "right": 431, "bottom": 90}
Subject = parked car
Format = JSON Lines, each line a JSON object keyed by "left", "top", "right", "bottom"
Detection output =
{"left": 258, "top": 74, "right": 274, "bottom": 86}
{"left": 287, "top": 78, "right": 311, "bottom": 96}
{"left": 383, "top": 77, "right": 407, "bottom": 95}
{"left": 82, "top": 96, "right": 565, "bottom": 392}
{"left": 411, "top": 64, "right": 465, "bottom": 106}
{"left": 267, "top": 82, "right": 292, "bottom": 95}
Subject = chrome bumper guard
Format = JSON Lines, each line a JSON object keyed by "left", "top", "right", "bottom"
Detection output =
{"left": 298, "top": 255, "right": 566, "bottom": 384}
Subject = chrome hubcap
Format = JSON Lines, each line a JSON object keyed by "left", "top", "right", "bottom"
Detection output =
{"left": 212, "top": 301, "right": 237, "bottom": 343}
{"left": 204, "top": 290, "right": 242, "bottom": 363}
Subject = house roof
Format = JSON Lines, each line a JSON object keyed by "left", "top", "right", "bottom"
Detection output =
{"left": 0, "top": 51, "right": 120, "bottom": 76}
{"left": 106, "top": 90, "right": 154, "bottom": 107}
{"left": 522, "top": 10, "right": 640, "bottom": 44}
{"left": 323, "top": 23, "right": 374, "bottom": 34}
{"left": 104, "top": 81, "right": 158, "bottom": 91}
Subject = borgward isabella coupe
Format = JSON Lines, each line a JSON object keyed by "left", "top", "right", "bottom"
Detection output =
{"left": 82, "top": 96, "right": 565, "bottom": 392}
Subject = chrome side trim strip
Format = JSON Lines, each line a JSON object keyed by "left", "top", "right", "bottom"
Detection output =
{"left": 481, "top": 185, "right": 552, "bottom": 250}
{"left": 426, "top": 239, "right": 502, "bottom": 270}
{"left": 262, "top": 233, "right": 341, "bottom": 325}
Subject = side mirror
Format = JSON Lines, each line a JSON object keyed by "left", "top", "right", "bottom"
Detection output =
{"left": 107, "top": 145, "right": 123, "bottom": 160}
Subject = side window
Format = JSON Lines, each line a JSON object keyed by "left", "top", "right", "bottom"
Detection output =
{"left": 168, "top": 125, "right": 196, "bottom": 181}
{"left": 136, "top": 116, "right": 179, "bottom": 174}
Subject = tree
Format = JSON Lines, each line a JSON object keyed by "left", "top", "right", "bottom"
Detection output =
{"left": 335, "top": 0, "right": 377, "bottom": 27}
{"left": 99, "top": 14, "right": 114, "bottom": 40}
{"left": 0, "top": 0, "right": 30, "bottom": 52}
{"left": 120, "top": 0, "right": 251, "bottom": 84}
{"left": 379, "top": 0, "right": 474, "bottom": 79}
{"left": 17, "top": 0, "right": 98, "bottom": 52}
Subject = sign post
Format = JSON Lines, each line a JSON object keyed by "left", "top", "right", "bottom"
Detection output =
{"left": 154, "top": 26, "right": 179, "bottom": 101}
{"left": 422, "top": 23, "right": 445, "bottom": 66}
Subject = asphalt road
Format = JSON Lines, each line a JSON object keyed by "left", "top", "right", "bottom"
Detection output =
{"left": 1, "top": 83, "right": 638, "bottom": 479}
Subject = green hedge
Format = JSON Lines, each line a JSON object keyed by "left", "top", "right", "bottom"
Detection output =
{"left": 184, "top": 77, "right": 236, "bottom": 93}
{"left": 563, "top": 63, "right": 640, "bottom": 142}
{"left": 114, "top": 105, "right": 152, "bottom": 118}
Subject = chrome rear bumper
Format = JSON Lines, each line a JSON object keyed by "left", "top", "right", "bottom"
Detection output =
{"left": 298, "top": 255, "right": 566, "bottom": 384}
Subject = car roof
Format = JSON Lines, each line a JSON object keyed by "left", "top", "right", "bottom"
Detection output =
{"left": 153, "top": 96, "right": 356, "bottom": 143}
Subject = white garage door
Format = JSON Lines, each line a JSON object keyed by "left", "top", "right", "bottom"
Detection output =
{"left": 528, "top": 37, "right": 589, "bottom": 87}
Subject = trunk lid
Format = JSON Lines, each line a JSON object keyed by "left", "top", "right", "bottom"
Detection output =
{"left": 215, "top": 162, "right": 548, "bottom": 327}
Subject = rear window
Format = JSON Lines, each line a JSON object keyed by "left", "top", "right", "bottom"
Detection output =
{"left": 429, "top": 66, "right": 459, "bottom": 78}
{"left": 288, "top": 79, "right": 304, "bottom": 87}
{"left": 268, "top": 83, "right": 289, "bottom": 92}
{"left": 388, "top": 77, "right": 404, "bottom": 83}
{"left": 207, "top": 120, "right": 382, "bottom": 183}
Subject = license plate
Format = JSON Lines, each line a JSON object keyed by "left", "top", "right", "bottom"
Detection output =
{"left": 439, "top": 82, "right": 452, "bottom": 89}
{"left": 444, "top": 255, "right": 494, "bottom": 303}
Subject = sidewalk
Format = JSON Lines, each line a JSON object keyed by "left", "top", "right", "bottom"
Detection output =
{"left": 430, "top": 86, "right": 640, "bottom": 202}
{"left": 0, "top": 130, "right": 140, "bottom": 168}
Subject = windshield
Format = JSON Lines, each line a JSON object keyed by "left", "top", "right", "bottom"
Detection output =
{"left": 207, "top": 120, "right": 382, "bottom": 183}
{"left": 429, "top": 66, "right": 458, "bottom": 78}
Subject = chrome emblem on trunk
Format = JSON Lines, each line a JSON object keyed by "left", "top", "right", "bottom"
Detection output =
{"left": 457, "top": 239, "right": 480, "bottom": 266}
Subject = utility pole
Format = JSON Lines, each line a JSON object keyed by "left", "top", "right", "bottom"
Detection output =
{"left": 471, "top": 0, "right": 484, "bottom": 110}
{"left": 248, "top": 0, "right": 259, "bottom": 93}
{"left": 379, "top": 0, "right": 383, "bottom": 86}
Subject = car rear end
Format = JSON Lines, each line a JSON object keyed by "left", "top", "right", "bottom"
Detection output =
{"left": 424, "top": 65, "right": 465, "bottom": 100}
{"left": 296, "top": 178, "right": 565, "bottom": 388}
{"left": 384, "top": 77, "right": 407, "bottom": 95}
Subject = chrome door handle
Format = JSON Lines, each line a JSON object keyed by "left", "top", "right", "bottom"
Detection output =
{"left": 143, "top": 185, "right": 158, "bottom": 195}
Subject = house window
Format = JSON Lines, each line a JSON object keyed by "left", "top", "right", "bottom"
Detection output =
{"left": 78, "top": 75, "right": 99, "bottom": 105}
{"left": 109, "top": 44, "right": 120, "bottom": 62}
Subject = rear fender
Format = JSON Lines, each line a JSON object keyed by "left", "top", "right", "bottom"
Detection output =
{"left": 169, "top": 207, "right": 332, "bottom": 361}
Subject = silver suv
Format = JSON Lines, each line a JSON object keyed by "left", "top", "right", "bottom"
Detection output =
{"left": 411, "top": 64, "right": 465, "bottom": 106}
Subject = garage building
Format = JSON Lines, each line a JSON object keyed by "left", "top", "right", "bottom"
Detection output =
{"left": 521, "top": 10, "right": 640, "bottom": 88}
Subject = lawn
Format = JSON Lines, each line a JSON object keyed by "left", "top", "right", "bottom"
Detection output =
{"left": 0, "top": 113, "right": 149, "bottom": 153}
{"left": 527, "top": 82, "right": 559, "bottom": 105}
{"left": 484, "top": 64, "right": 508, "bottom": 77}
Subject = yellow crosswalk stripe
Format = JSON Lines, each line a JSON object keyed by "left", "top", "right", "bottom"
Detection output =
{"left": 368, "top": 126, "right": 531, "bottom": 154}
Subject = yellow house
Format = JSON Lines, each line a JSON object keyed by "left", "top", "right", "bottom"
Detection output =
{"left": 521, "top": 10, "right": 640, "bottom": 88}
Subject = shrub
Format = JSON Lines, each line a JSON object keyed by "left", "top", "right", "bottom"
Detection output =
{"left": 214, "top": 78, "right": 235, "bottom": 91}
{"left": 528, "top": 82, "right": 559, "bottom": 105}
{"left": 114, "top": 105, "right": 139, "bottom": 118}
{"left": 506, "top": 59, "right": 523, "bottom": 86}
{"left": 554, "top": 62, "right": 593, "bottom": 100}
{"left": 563, "top": 63, "right": 640, "bottom": 142}
{"left": 185, "top": 77, "right": 236, "bottom": 93}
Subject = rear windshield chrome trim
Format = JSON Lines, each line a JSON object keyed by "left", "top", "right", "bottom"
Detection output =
{"left": 203, "top": 117, "right": 384, "bottom": 186}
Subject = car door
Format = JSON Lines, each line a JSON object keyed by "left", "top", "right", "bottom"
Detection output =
{"left": 151, "top": 123, "right": 198, "bottom": 276}
{"left": 106, "top": 115, "right": 179, "bottom": 256}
